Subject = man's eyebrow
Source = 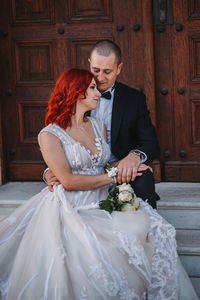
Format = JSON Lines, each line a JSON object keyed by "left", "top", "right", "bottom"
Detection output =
{"left": 92, "top": 67, "right": 112, "bottom": 71}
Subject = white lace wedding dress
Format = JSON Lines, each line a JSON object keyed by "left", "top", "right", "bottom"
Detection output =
{"left": 0, "top": 117, "right": 198, "bottom": 300}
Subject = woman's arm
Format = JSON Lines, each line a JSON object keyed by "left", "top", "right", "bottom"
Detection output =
{"left": 40, "top": 131, "right": 113, "bottom": 191}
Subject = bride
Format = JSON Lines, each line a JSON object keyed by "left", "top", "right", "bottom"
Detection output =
{"left": 0, "top": 69, "right": 198, "bottom": 300}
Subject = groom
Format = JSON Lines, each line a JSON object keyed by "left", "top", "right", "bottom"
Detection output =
{"left": 45, "top": 40, "right": 160, "bottom": 208}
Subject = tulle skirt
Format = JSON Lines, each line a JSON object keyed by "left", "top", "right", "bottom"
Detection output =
{"left": 0, "top": 185, "right": 197, "bottom": 299}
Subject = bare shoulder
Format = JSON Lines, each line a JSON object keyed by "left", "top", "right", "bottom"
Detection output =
{"left": 39, "top": 130, "right": 61, "bottom": 147}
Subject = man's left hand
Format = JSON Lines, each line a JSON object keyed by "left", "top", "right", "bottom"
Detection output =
{"left": 117, "top": 153, "right": 140, "bottom": 184}
{"left": 116, "top": 153, "right": 153, "bottom": 184}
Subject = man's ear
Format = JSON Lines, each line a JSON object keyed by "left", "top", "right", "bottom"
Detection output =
{"left": 117, "top": 62, "right": 123, "bottom": 75}
{"left": 88, "top": 58, "right": 91, "bottom": 64}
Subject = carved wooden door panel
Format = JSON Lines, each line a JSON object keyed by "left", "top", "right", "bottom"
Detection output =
{"left": 0, "top": 0, "right": 155, "bottom": 181}
{"left": 154, "top": 0, "right": 200, "bottom": 181}
{"left": 1, "top": 0, "right": 59, "bottom": 180}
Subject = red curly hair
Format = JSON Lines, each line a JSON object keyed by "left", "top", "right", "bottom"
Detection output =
{"left": 45, "top": 68, "right": 94, "bottom": 129}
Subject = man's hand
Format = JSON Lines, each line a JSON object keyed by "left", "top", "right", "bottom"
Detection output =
{"left": 138, "top": 164, "right": 153, "bottom": 173}
{"left": 117, "top": 153, "right": 141, "bottom": 184}
{"left": 45, "top": 169, "right": 60, "bottom": 192}
{"left": 116, "top": 153, "right": 153, "bottom": 184}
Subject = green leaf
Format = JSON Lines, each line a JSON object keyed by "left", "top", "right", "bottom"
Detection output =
{"left": 108, "top": 184, "right": 118, "bottom": 197}
{"left": 99, "top": 199, "right": 114, "bottom": 214}
{"left": 108, "top": 183, "right": 117, "bottom": 192}
{"left": 105, "top": 162, "right": 111, "bottom": 170}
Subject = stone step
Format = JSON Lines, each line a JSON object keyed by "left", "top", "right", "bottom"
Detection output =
{"left": 190, "top": 278, "right": 200, "bottom": 299}
{"left": 0, "top": 182, "right": 45, "bottom": 201}
{"left": 176, "top": 229, "right": 200, "bottom": 276}
{"left": 175, "top": 229, "right": 200, "bottom": 298}
{"left": 0, "top": 200, "right": 25, "bottom": 215}
{"left": 176, "top": 229, "right": 200, "bottom": 255}
{"left": 156, "top": 182, "right": 200, "bottom": 230}
{"left": 155, "top": 182, "right": 200, "bottom": 203}
{"left": 0, "top": 182, "right": 45, "bottom": 215}
{"left": 157, "top": 206, "right": 200, "bottom": 229}
{"left": 155, "top": 183, "right": 200, "bottom": 297}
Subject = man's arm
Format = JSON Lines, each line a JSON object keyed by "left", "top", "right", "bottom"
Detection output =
{"left": 134, "top": 92, "right": 160, "bottom": 164}
{"left": 115, "top": 89, "right": 159, "bottom": 183}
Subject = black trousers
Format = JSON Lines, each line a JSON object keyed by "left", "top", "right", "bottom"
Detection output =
{"left": 130, "top": 169, "right": 159, "bottom": 209}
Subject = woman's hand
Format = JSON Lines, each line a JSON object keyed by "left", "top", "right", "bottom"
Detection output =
{"left": 45, "top": 169, "right": 60, "bottom": 192}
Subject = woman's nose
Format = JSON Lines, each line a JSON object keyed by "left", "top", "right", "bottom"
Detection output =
{"left": 96, "top": 89, "right": 101, "bottom": 97}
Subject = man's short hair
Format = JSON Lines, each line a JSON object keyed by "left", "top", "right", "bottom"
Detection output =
{"left": 90, "top": 40, "right": 122, "bottom": 65}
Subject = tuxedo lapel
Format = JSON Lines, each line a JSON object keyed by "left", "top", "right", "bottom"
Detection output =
{"left": 111, "top": 82, "right": 124, "bottom": 151}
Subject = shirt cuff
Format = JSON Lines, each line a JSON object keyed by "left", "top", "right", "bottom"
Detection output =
{"left": 43, "top": 167, "right": 49, "bottom": 184}
{"left": 129, "top": 149, "right": 147, "bottom": 163}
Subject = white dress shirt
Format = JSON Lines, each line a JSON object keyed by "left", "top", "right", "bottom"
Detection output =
{"left": 91, "top": 85, "right": 147, "bottom": 163}
{"left": 91, "top": 86, "right": 117, "bottom": 162}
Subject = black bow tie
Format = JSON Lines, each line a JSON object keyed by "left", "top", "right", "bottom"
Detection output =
{"left": 101, "top": 91, "right": 112, "bottom": 100}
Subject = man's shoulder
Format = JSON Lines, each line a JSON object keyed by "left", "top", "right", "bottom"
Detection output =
{"left": 115, "top": 82, "right": 145, "bottom": 97}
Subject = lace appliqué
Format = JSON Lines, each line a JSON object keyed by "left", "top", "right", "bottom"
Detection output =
{"left": 80, "top": 263, "right": 142, "bottom": 299}
{"left": 0, "top": 277, "right": 10, "bottom": 300}
{"left": 119, "top": 271, "right": 147, "bottom": 300}
{"left": 39, "top": 118, "right": 110, "bottom": 173}
{"left": 114, "top": 231, "right": 152, "bottom": 284}
{"left": 79, "top": 286, "right": 88, "bottom": 300}
{"left": 57, "top": 245, "right": 67, "bottom": 264}
{"left": 82, "top": 136, "right": 102, "bottom": 165}
{"left": 141, "top": 201, "right": 178, "bottom": 300}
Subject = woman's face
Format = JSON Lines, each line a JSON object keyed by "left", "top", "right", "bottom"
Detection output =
{"left": 82, "top": 78, "right": 101, "bottom": 110}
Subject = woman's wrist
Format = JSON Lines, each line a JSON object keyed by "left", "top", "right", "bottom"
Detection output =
{"left": 104, "top": 173, "right": 116, "bottom": 184}
{"left": 105, "top": 163, "right": 118, "bottom": 184}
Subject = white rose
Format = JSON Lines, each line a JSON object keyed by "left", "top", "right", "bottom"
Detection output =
{"left": 121, "top": 203, "right": 136, "bottom": 212}
{"left": 133, "top": 198, "right": 140, "bottom": 209}
{"left": 118, "top": 183, "right": 134, "bottom": 194}
{"left": 118, "top": 191, "right": 133, "bottom": 202}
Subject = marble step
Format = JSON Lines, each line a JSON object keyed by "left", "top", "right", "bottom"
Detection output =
{"left": 156, "top": 182, "right": 200, "bottom": 229}
{"left": 0, "top": 182, "right": 45, "bottom": 201}
{"left": 175, "top": 229, "right": 200, "bottom": 297}
{"left": 176, "top": 229, "right": 200, "bottom": 275}
{"left": 0, "top": 182, "right": 45, "bottom": 215}
{"left": 0, "top": 199, "right": 25, "bottom": 215}
{"left": 155, "top": 182, "right": 200, "bottom": 203}
{"left": 157, "top": 206, "right": 200, "bottom": 229}
{"left": 190, "top": 278, "right": 200, "bottom": 299}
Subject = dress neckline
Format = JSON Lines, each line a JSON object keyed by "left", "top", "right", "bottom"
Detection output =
{"left": 53, "top": 117, "right": 102, "bottom": 164}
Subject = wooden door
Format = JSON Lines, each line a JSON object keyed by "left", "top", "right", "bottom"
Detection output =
{"left": 154, "top": 0, "right": 200, "bottom": 181}
{"left": 0, "top": 0, "right": 156, "bottom": 181}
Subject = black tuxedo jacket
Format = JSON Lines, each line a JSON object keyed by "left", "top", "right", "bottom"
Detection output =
{"left": 110, "top": 82, "right": 160, "bottom": 164}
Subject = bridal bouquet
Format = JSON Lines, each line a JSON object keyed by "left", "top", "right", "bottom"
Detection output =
{"left": 99, "top": 183, "right": 140, "bottom": 213}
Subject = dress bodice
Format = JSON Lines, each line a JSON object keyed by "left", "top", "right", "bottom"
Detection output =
{"left": 38, "top": 117, "right": 111, "bottom": 207}
{"left": 38, "top": 117, "right": 111, "bottom": 176}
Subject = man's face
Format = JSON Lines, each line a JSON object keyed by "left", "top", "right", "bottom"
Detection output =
{"left": 89, "top": 51, "right": 123, "bottom": 92}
